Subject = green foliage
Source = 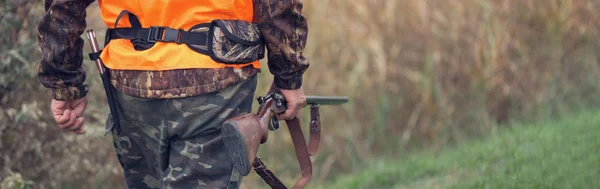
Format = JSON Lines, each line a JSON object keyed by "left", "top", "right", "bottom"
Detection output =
{"left": 0, "top": 1, "right": 123, "bottom": 188}
{"left": 320, "top": 109, "right": 600, "bottom": 189}
{"left": 0, "top": 0, "right": 40, "bottom": 98}
{"left": 0, "top": 171, "right": 34, "bottom": 189}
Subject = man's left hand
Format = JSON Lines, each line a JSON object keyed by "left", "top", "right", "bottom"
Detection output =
{"left": 51, "top": 97, "right": 88, "bottom": 134}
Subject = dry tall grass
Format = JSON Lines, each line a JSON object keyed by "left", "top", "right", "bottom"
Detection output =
{"left": 1, "top": 0, "right": 599, "bottom": 188}
{"left": 290, "top": 0, "right": 600, "bottom": 185}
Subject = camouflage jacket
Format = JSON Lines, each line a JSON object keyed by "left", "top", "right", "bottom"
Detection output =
{"left": 38, "top": 0, "right": 309, "bottom": 100}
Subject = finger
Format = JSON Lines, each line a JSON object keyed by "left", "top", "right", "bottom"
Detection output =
{"left": 55, "top": 109, "right": 71, "bottom": 125}
{"left": 51, "top": 99, "right": 69, "bottom": 112}
{"left": 70, "top": 98, "right": 88, "bottom": 117}
{"left": 59, "top": 111, "right": 77, "bottom": 129}
{"left": 289, "top": 100, "right": 304, "bottom": 118}
{"left": 67, "top": 117, "right": 85, "bottom": 131}
{"left": 276, "top": 109, "right": 289, "bottom": 120}
{"left": 277, "top": 114, "right": 290, "bottom": 120}
{"left": 296, "top": 108, "right": 304, "bottom": 119}
{"left": 65, "top": 112, "right": 83, "bottom": 131}
{"left": 279, "top": 105, "right": 299, "bottom": 120}
{"left": 73, "top": 128, "right": 86, "bottom": 135}
{"left": 52, "top": 100, "right": 69, "bottom": 120}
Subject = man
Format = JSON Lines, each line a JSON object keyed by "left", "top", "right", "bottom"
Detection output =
{"left": 37, "top": 0, "right": 309, "bottom": 188}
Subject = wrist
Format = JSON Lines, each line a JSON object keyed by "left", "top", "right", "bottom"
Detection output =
{"left": 52, "top": 84, "right": 88, "bottom": 101}
{"left": 274, "top": 75, "right": 303, "bottom": 90}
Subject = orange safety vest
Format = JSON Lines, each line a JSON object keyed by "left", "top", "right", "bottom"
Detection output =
{"left": 97, "top": 0, "right": 261, "bottom": 71}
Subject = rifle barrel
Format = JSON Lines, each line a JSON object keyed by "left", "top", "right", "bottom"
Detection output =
{"left": 86, "top": 30, "right": 105, "bottom": 74}
{"left": 305, "top": 96, "right": 348, "bottom": 105}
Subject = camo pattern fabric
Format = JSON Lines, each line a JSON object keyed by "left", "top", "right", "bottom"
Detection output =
{"left": 110, "top": 66, "right": 259, "bottom": 99}
{"left": 253, "top": 0, "right": 310, "bottom": 90}
{"left": 107, "top": 75, "right": 257, "bottom": 189}
{"left": 188, "top": 26, "right": 211, "bottom": 53}
{"left": 38, "top": 0, "right": 309, "bottom": 101}
{"left": 37, "top": 0, "right": 95, "bottom": 100}
{"left": 211, "top": 20, "right": 265, "bottom": 63}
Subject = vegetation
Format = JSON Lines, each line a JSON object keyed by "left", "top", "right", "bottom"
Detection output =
{"left": 253, "top": 0, "right": 600, "bottom": 187}
{"left": 318, "top": 109, "right": 600, "bottom": 189}
{"left": 1, "top": 1, "right": 123, "bottom": 188}
{"left": 1, "top": 0, "right": 599, "bottom": 188}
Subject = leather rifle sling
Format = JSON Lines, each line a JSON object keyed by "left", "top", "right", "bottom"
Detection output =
{"left": 285, "top": 118, "right": 312, "bottom": 189}
{"left": 252, "top": 86, "right": 321, "bottom": 188}
{"left": 308, "top": 105, "right": 321, "bottom": 156}
{"left": 252, "top": 117, "right": 318, "bottom": 189}
{"left": 253, "top": 157, "right": 287, "bottom": 189}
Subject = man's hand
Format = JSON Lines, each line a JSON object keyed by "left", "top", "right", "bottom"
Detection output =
{"left": 51, "top": 97, "right": 88, "bottom": 134}
{"left": 271, "top": 83, "right": 307, "bottom": 120}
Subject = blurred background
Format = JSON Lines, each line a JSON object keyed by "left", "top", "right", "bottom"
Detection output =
{"left": 1, "top": 0, "right": 599, "bottom": 188}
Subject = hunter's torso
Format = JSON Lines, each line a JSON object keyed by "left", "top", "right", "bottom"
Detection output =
{"left": 97, "top": 0, "right": 260, "bottom": 99}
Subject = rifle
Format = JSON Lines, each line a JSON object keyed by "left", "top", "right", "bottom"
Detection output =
{"left": 222, "top": 90, "right": 348, "bottom": 189}
{"left": 85, "top": 30, "right": 121, "bottom": 134}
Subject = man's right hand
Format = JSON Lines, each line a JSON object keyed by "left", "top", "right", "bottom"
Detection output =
{"left": 51, "top": 97, "right": 88, "bottom": 134}
{"left": 270, "top": 83, "right": 307, "bottom": 120}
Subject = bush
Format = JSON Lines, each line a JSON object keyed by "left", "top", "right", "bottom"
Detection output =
{"left": 0, "top": 1, "right": 122, "bottom": 188}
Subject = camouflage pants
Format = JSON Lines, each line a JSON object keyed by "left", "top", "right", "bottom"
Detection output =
{"left": 106, "top": 75, "right": 257, "bottom": 189}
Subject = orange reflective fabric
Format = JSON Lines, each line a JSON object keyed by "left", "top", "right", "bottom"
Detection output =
{"left": 97, "top": 0, "right": 261, "bottom": 70}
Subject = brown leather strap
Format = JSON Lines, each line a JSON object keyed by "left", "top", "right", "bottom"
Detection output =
{"left": 253, "top": 118, "right": 314, "bottom": 189}
{"left": 308, "top": 105, "right": 321, "bottom": 156}
{"left": 253, "top": 87, "right": 319, "bottom": 189}
{"left": 253, "top": 157, "right": 287, "bottom": 189}
{"left": 285, "top": 118, "right": 313, "bottom": 189}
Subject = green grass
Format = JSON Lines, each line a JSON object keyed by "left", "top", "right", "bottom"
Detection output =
{"left": 317, "top": 110, "right": 600, "bottom": 189}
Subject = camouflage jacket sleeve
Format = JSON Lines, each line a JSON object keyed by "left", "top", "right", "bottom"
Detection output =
{"left": 254, "top": 0, "right": 310, "bottom": 90}
{"left": 37, "top": 0, "right": 95, "bottom": 101}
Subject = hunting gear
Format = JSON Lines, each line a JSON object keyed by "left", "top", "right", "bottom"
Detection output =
{"left": 96, "top": 4, "right": 263, "bottom": 70}
{"left": 38, "top": 0, "right": 311, "bottom": 188}
{"left": 86, "top": 31, "right": 121, "bottom": 134}
{"left": 222, "top": 92, "right": 348, "bottom": 189}
{"left": 89, "top": 28, "right": 348, "bottom": 188}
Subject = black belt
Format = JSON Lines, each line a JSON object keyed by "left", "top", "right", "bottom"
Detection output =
{"left": 104, "top": 10, "right": 209, "bottom": 47}
{"left": 107, "top": 26, "right": 208, "bottom": 46}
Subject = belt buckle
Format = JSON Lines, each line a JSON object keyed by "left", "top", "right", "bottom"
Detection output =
{"left": 147, "top": 26, "right": 163, "bottom": 43}
{"left": 163, "top": 28, "right": 181, "bottom": 43}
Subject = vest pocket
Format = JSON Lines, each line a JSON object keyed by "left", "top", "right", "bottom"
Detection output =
{"left": 206, "top": 20, "right": 266, "bottom": 64}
